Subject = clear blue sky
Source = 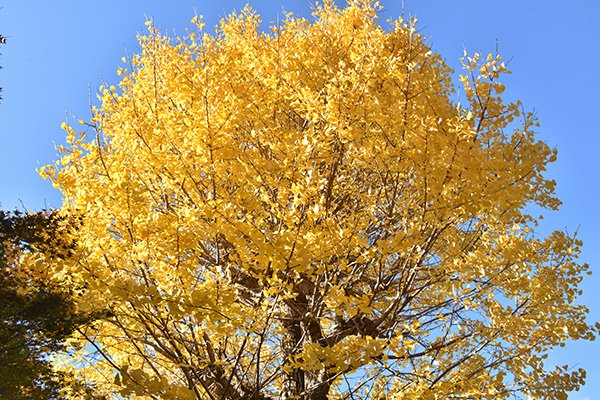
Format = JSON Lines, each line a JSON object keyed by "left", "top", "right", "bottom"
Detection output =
{"left": 1, "top": 1, "right": 598, "bottom": 398}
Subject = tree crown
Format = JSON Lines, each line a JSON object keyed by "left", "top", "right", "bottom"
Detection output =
{"left": 40, "top": 1, "right": 597, "bottom": 398}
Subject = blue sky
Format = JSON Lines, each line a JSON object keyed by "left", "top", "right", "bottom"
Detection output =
{"left": 0, "top": 0, "right": 598, "bottom": 397}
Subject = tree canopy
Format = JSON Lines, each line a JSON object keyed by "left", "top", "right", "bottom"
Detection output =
{"left": 38, "top": 1, "right": 597, "bottom": 398}
{"left": 0, "top": 210, "right": 100, "bottom": 399}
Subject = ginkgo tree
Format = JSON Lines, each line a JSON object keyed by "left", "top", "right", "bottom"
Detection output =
{"left": 39, "top": 1, "right": 597, "bottom": 399}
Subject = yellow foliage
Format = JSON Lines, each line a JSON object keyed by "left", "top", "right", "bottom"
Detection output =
{"left": 42, "top": 1, "right": 595, "bottom": 398}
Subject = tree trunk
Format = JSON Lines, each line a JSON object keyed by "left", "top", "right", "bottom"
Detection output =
{"left": 280, "top": 303, "right": 304, "bottom": 400}
{"left": 304, "top": 370, "right": 332, "bottom": 400}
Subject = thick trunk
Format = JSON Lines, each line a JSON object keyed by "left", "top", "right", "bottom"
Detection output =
{"left": 280, "top": 285, "right": 332, "bottom": 399}
{"left": 304, "top": 370, "right": 332, "bottom": 400}
{"left": 280, "top": 303, "right": 304, "bottom": 400}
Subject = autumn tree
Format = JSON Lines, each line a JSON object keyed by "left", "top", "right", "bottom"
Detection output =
{"left": 40, "top": 1, "right": 597, "bottom": 398}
